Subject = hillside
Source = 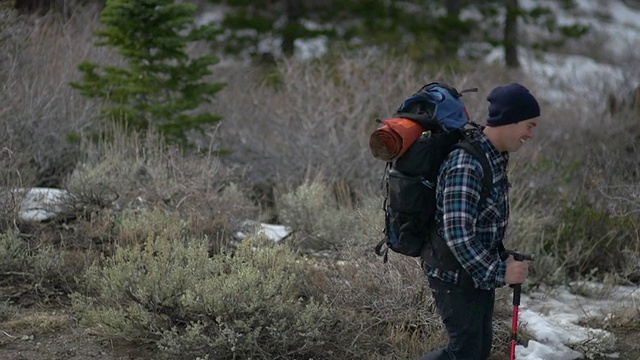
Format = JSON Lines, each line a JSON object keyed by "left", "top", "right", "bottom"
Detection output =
{"left": 1, "top": 1, "right": 639, "bottom": 359}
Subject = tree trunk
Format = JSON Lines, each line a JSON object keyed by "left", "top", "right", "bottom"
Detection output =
{"left": 445, "top": 0, "right": 463, "bottom": 17}
{"left": 442, "top": 0, "right": 464, "bottom": 57}
{"left": 282, "top": 0, "right": 303, "bottom": 57}
{"left": 14, "top": 0, "right": 51, "bottom": 14}
{"left": 504, "top": 0, "right": 520, "bottom": 68}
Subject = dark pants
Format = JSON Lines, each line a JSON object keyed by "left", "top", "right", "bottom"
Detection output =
{"left": 418, "top": 274, "right": 496, "bottom": 360}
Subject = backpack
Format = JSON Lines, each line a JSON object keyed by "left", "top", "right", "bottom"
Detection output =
{"left": 370, "top": 82, "right": 493, "bottom": 264}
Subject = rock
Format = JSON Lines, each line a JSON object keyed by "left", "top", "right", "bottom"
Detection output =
{"left": 234, "top": 220, "right": 292, "bottom": 243}
{"left": 13, "top": 188, "right": 71, "bottom": 222}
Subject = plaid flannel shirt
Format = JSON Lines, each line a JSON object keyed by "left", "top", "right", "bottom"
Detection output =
{"left": 424, "top": 131, "right": 510, "bottom": 290}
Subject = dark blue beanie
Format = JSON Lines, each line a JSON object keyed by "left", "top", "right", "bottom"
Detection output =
{"left": 486, "top": 83, "right": 540, "bottom": 127}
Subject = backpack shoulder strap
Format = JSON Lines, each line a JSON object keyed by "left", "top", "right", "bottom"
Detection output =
{"left": 428, "top": 138, "right": 504, "bottom": 268}
{"left": 454, "top": 140, "right": 506, "bottom": 257}
{"left": 422, "top": 135, "right": 499, "bottom": 270}
{"left": 453, "top": 140, "right": 493, "bottom": 203}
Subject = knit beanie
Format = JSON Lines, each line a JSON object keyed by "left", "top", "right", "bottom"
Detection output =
{"left": 486, "top": 83, "right": 540, "bottom": 127}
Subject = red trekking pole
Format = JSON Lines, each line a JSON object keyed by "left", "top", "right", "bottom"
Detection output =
{"left": 502, "top": 250, "right": 534, "bottom": 360}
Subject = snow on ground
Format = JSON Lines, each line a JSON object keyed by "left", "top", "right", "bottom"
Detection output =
{"left": 516, "top": 282, "right": 640, "bottom": 359}
{"left": 568, "top": 0, "right": 640, "bottom": 59}
{"left": 519, "top": 0, "right": 640, "bottom": 59}
{"left": 234, "top": 220, "right": 293, "bottom": 243}
{"left": 484, "top": 0, "right": 640, "bottom": 112}
{"left": 485, "top": 47, "right": 631, "bottom": 109}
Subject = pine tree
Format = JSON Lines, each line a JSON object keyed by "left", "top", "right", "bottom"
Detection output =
{"left": 208, "top": 0, "right": 453, "bottom": 62}
{"left": 475, "top": 0, "right": 589, "bottom": 68}
{"left": 71, "top": 0, "right": 225, "bottom": 146}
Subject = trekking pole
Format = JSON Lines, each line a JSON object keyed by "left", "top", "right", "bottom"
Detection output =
{"left": 501, "top": 250, "right": 534, "bottom": 360}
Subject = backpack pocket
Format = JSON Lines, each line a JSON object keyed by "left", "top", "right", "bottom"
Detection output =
{"left": 384, "top": 169, "right": 433, "bottom": 257}
{"left": 387, "top": 169, "right": 427, "bottom": 212}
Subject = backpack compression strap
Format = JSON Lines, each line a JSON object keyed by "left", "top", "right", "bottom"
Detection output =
{"left": 419, "top": 82, "right": 479, "bottom": 98}
{"left": 374, "top": 162, "right": 393, "bottom": 263}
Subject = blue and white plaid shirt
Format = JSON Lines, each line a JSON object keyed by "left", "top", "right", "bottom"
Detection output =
{"left": 424, "top": 130, "right": 510, "bottom": 290}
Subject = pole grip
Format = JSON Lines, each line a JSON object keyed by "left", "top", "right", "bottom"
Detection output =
{"left": 501, "top": 250, "right": 534, "bottom": 262}
{"left": 512, "top": 284, "right": 521, "bottom": 306}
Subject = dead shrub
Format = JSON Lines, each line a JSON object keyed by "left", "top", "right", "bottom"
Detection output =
{"left": 274, "top": 175, "right": 366, "bottom": 253}
{"left": 1, "top": 5, "right": 104, "bottom": 188}
{"left": 315, "top": 247, "right": 444, "bottom": 359}
{"left": 0, "top": 230, "right": 85, "bottom": 297}
{"left": 66, "top": 129, "right": 257, "bottom": 248}
{"left": 211, "top": 52, "right": 432, "bottom": 193}
{"left": 72, "top": 234, "right": 365, "bottom": 359}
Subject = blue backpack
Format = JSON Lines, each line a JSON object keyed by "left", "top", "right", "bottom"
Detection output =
{"left": 372, "top": 82, "right": 493, "bottom": 263}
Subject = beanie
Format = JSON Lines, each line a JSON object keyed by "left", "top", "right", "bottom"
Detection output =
{"left": 486, "top": 83, "right": 540, "bottom": 127}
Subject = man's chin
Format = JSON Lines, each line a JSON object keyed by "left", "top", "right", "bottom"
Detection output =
{"left": 510, "top": 144, "right": 524, "bottom": 153}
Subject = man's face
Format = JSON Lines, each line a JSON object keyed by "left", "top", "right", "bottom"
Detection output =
{"left": 501, "top": 118, "right": 538, "bottom": 152}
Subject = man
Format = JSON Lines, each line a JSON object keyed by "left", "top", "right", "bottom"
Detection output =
{"left": 419, "top": 83, "right": 538, "bottom": 360}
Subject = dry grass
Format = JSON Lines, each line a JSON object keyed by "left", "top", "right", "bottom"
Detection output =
{"left": 0, "top": 4, "right": 108, "bottom": 187}
{"left": 2, "top": 312, "right": 72, "bottom": 335}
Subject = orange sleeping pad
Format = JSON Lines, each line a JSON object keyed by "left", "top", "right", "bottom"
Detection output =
{"left": 369, "top": 117, "right": 425, "bottom": 161}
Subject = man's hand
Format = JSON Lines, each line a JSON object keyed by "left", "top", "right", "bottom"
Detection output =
{"left": 505, "top": 255, "right": 529, "bottom": 285}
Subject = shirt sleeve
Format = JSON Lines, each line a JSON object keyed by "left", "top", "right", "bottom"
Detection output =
{"left": 439, "top": 153, "right": 506, "bottom": 289}
{"left": 495, "top": 260, "right": 507, "bottom": 288}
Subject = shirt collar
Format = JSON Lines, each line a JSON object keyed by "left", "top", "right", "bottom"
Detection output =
{"left": 475, "top": 130, "right": 509, "bottom": 171}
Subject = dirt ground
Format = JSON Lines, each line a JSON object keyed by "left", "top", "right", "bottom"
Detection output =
{"left": 0, "top": 319, "right": 150, "bottom": 360}
{"left": 0, "top": 327, "right": 150, "bottom": 360}
{"left": 605, "top": 327, "right": 640, "bottom": 360}
{"left": 1, "top": 288, "right": 639, "bottom": 360}
{"left": 0, "top": 285, "right": 155, "bottom": 360}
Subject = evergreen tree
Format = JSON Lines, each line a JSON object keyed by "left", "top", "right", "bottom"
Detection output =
{"left": 71, "top": 0, "right": 225, "bottom": 146}
{"left": 475, "top": 0, "right": 590, "bottom": 68}
{"left": 209, "top": 0, "right": 337, "bottom": 59}
{"left": 206, "top": 0, "right": 588, "bottom": 67}
{"left": 504, "top": 0, "right": 520, "bottom": 68}
{"left": 207, "top": 0, "right": 459, "bottom": 62}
